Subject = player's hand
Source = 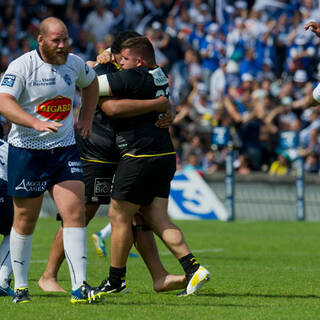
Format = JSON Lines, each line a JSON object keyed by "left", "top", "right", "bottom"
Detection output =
{"left": 155, "top": 105, "right": 176, "bottom": 128}
{"left": 86, "top": 60, "right": 97, "bottom": 68}
{"left": 305, "top": 21, "right": 320, "bottom": 37}
{"left": 97, "top": 49, "right": 113, "bottom": 64}
{"left": 33, "top": 120, "right": 62, "bottom": 132}
{"left": 76, "top": 119, "right": 92, "bottom": 139}
{"left": 153, "top": 96, "right": 169, "bottom": 112}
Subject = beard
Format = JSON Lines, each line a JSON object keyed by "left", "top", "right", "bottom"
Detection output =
{"left": 41, "top": 40, "right": 69, "bottom": 65}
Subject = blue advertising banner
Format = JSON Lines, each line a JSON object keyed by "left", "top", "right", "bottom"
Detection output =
{"left": 211, "top": 126, "right": 231, "bottom": 146}
{"left": 168, "top": 170, "right": 228, "bottom": 220}
{"left": 279, "top": 131, "right": 299, "bottom": 149}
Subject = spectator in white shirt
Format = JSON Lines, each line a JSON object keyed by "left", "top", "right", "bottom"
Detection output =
{"left": 210, "top": 58, "right": 227, "bottom": 110}
{"left": 83, "top": 3, "right": 115, "bottom": 42}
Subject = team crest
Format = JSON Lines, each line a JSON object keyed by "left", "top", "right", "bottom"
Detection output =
{"left": 36, "top": 95, "right": 72, "bottom": 121}
{"left": 63, "top": 74, "right": 71, "bottom": 86}
{"left": 1, "top": 74, "right": 16, "bottom": 87}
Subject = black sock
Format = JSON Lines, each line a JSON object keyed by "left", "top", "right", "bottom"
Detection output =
{"left": 179, "top": 253, "right": 200, "bottom": 274}
{"left": 109, "top": 266, "right": 126, "bottom": 286}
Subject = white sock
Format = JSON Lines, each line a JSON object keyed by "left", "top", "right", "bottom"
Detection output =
{"left": 63, "top": 227, "right": 87, "bottom": 291}
{"left": 99, "top": 223, "right": 112, "bottom": 240}
{"left": 10, "top": 228, "right": 32, "bottom": 290}
{"left": 0, "top": 235, "right": 12, "bottom": 288}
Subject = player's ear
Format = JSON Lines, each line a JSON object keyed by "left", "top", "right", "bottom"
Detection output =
{"left": 38, "top": 34, "right": 43, "bottom": 44}
{"left": 136, "top": 57, "right": 143, "bottom": 67}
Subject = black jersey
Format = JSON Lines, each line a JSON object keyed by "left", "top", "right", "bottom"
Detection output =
{"left": 76, "top": 62, "right": 120, "bottom": 163}
{"left": 106, "top": 66, "right": 175, "bottom": 156}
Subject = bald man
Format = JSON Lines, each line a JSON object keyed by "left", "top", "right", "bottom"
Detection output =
{"left": 0, "top": 17, "right": 99, "bottom": 304}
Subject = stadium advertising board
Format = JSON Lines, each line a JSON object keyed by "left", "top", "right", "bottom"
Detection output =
{"left": 168, "top": 170, "right": 228, "bottom": 220}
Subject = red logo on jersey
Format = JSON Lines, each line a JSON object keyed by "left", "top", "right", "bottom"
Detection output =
{"left": 36, "top": 95, "right": 72, "bottom": 121}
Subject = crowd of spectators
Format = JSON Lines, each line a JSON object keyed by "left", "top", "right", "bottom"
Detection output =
{"left": 1, "top": 0, "right": 320, "bottom": 176}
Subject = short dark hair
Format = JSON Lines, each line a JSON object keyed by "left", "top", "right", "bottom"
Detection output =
{"left": 111, "top": 30, "right": 141, "bottom": 54}
{"left": 120, "top": 36, "right": 156, "bottom": 64}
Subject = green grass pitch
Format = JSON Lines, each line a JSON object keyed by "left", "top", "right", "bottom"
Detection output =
{"left": 1, "top": 218, "right": 320, "bottom": 320}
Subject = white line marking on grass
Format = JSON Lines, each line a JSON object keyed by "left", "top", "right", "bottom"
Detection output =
{"left": 193, "top": 248, "right": 224, "bottom": 253}
{"left": 159, "top": 248, "right": 224, "bottom": 255}
{"left": 30, "top": 260, "right": 48, "bottom": 264}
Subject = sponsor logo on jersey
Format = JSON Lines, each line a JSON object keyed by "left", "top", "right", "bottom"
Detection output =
{"left": 90, "top": 196, "right": 99, "bottom": 203}
{"left": 36, "top": 95, "right": 72, "bottom": 121}
{"left": 148, "top": 68, "right": 168, "bottom": 86}
{"left": 1, "top": 74, "right": 16, "bottom": 87}
{"left": 31, "top": 77, "right": 56, "bottom": 86}
{"left": 68, "top": 161, "right": 83, "bottom": 174}
{"left": 94, "top": 178, "right": 110, "bottom": 196}
{"left": 63, "top": 74, "right": 71, "bottom": 86}
{"left": 15, "top": 179, "right": 47, "bottom": 192}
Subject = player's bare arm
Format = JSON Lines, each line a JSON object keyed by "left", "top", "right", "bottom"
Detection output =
{"left": 305, "top": 21, "right": 320, "bottom": 37}
{"left": 97, "top": 71, "right": 169, "bottom": 118}
{"left": 0, "top": 93, "right": 62, "bottom": 132}
{"left": 99, "top": 96, "right": 169, "bottom": 118}
{"left": 76, "top": 76, "right": 99, "bottom": 138}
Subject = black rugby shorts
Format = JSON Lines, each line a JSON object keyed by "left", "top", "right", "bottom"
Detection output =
{"left": 111, "top": 154, "right": 176, "bottom": 205}
{"left": 81, "top": 159, "right": 117, "bottom": 205}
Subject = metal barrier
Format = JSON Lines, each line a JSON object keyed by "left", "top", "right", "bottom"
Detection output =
{"left": 204, "top": 172, "right": 320, "bottom": 221}
{"left": 212, "top": 126, "right": 235, "bottom": 221}
{"left": 209, "top": 127, "right": 311, "bottom": 221}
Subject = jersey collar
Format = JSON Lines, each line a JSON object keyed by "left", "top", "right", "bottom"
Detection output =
{"left": 112, "top": 61, "right": 122, "bottom": 71}
{"left": 36, "top": 46, "right": 45, "bottom": 62}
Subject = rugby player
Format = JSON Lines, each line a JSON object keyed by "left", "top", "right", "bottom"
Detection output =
{"left": 0, "top": 139, "right": 14, "bottom": 298}
{"left": 38, "top": 30, "right": 186, "bottom": 294}
{"left": 91, "top": 36, "right": 210, "bottom": 300}
{"left": 0, "top": 17, "right": 99, "bottom": 304}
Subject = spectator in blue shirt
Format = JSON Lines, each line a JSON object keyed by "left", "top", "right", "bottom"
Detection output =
{"left": 200, "top": 23, "right": 225, "bottom": 87}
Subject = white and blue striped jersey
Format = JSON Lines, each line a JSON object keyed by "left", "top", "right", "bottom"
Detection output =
{"left": 0, "top": 49, "right": 96, "bottom": 149}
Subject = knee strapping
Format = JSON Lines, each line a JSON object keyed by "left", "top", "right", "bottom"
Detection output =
{"left": 132, "top": 224, "right": 151, "bottom": 241}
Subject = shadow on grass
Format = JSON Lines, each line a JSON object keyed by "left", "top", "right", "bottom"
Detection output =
{"left": 33, "top": 291, "right": 320, "bottom": 300}
{"left": 91, "top": 299, "right": 266, "bottom": 308}
{"left": 87, "top": 291, "right": 320, "bottom": 309}
{"left": 89, "top": 292, "right": 265, "bottom": 308}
